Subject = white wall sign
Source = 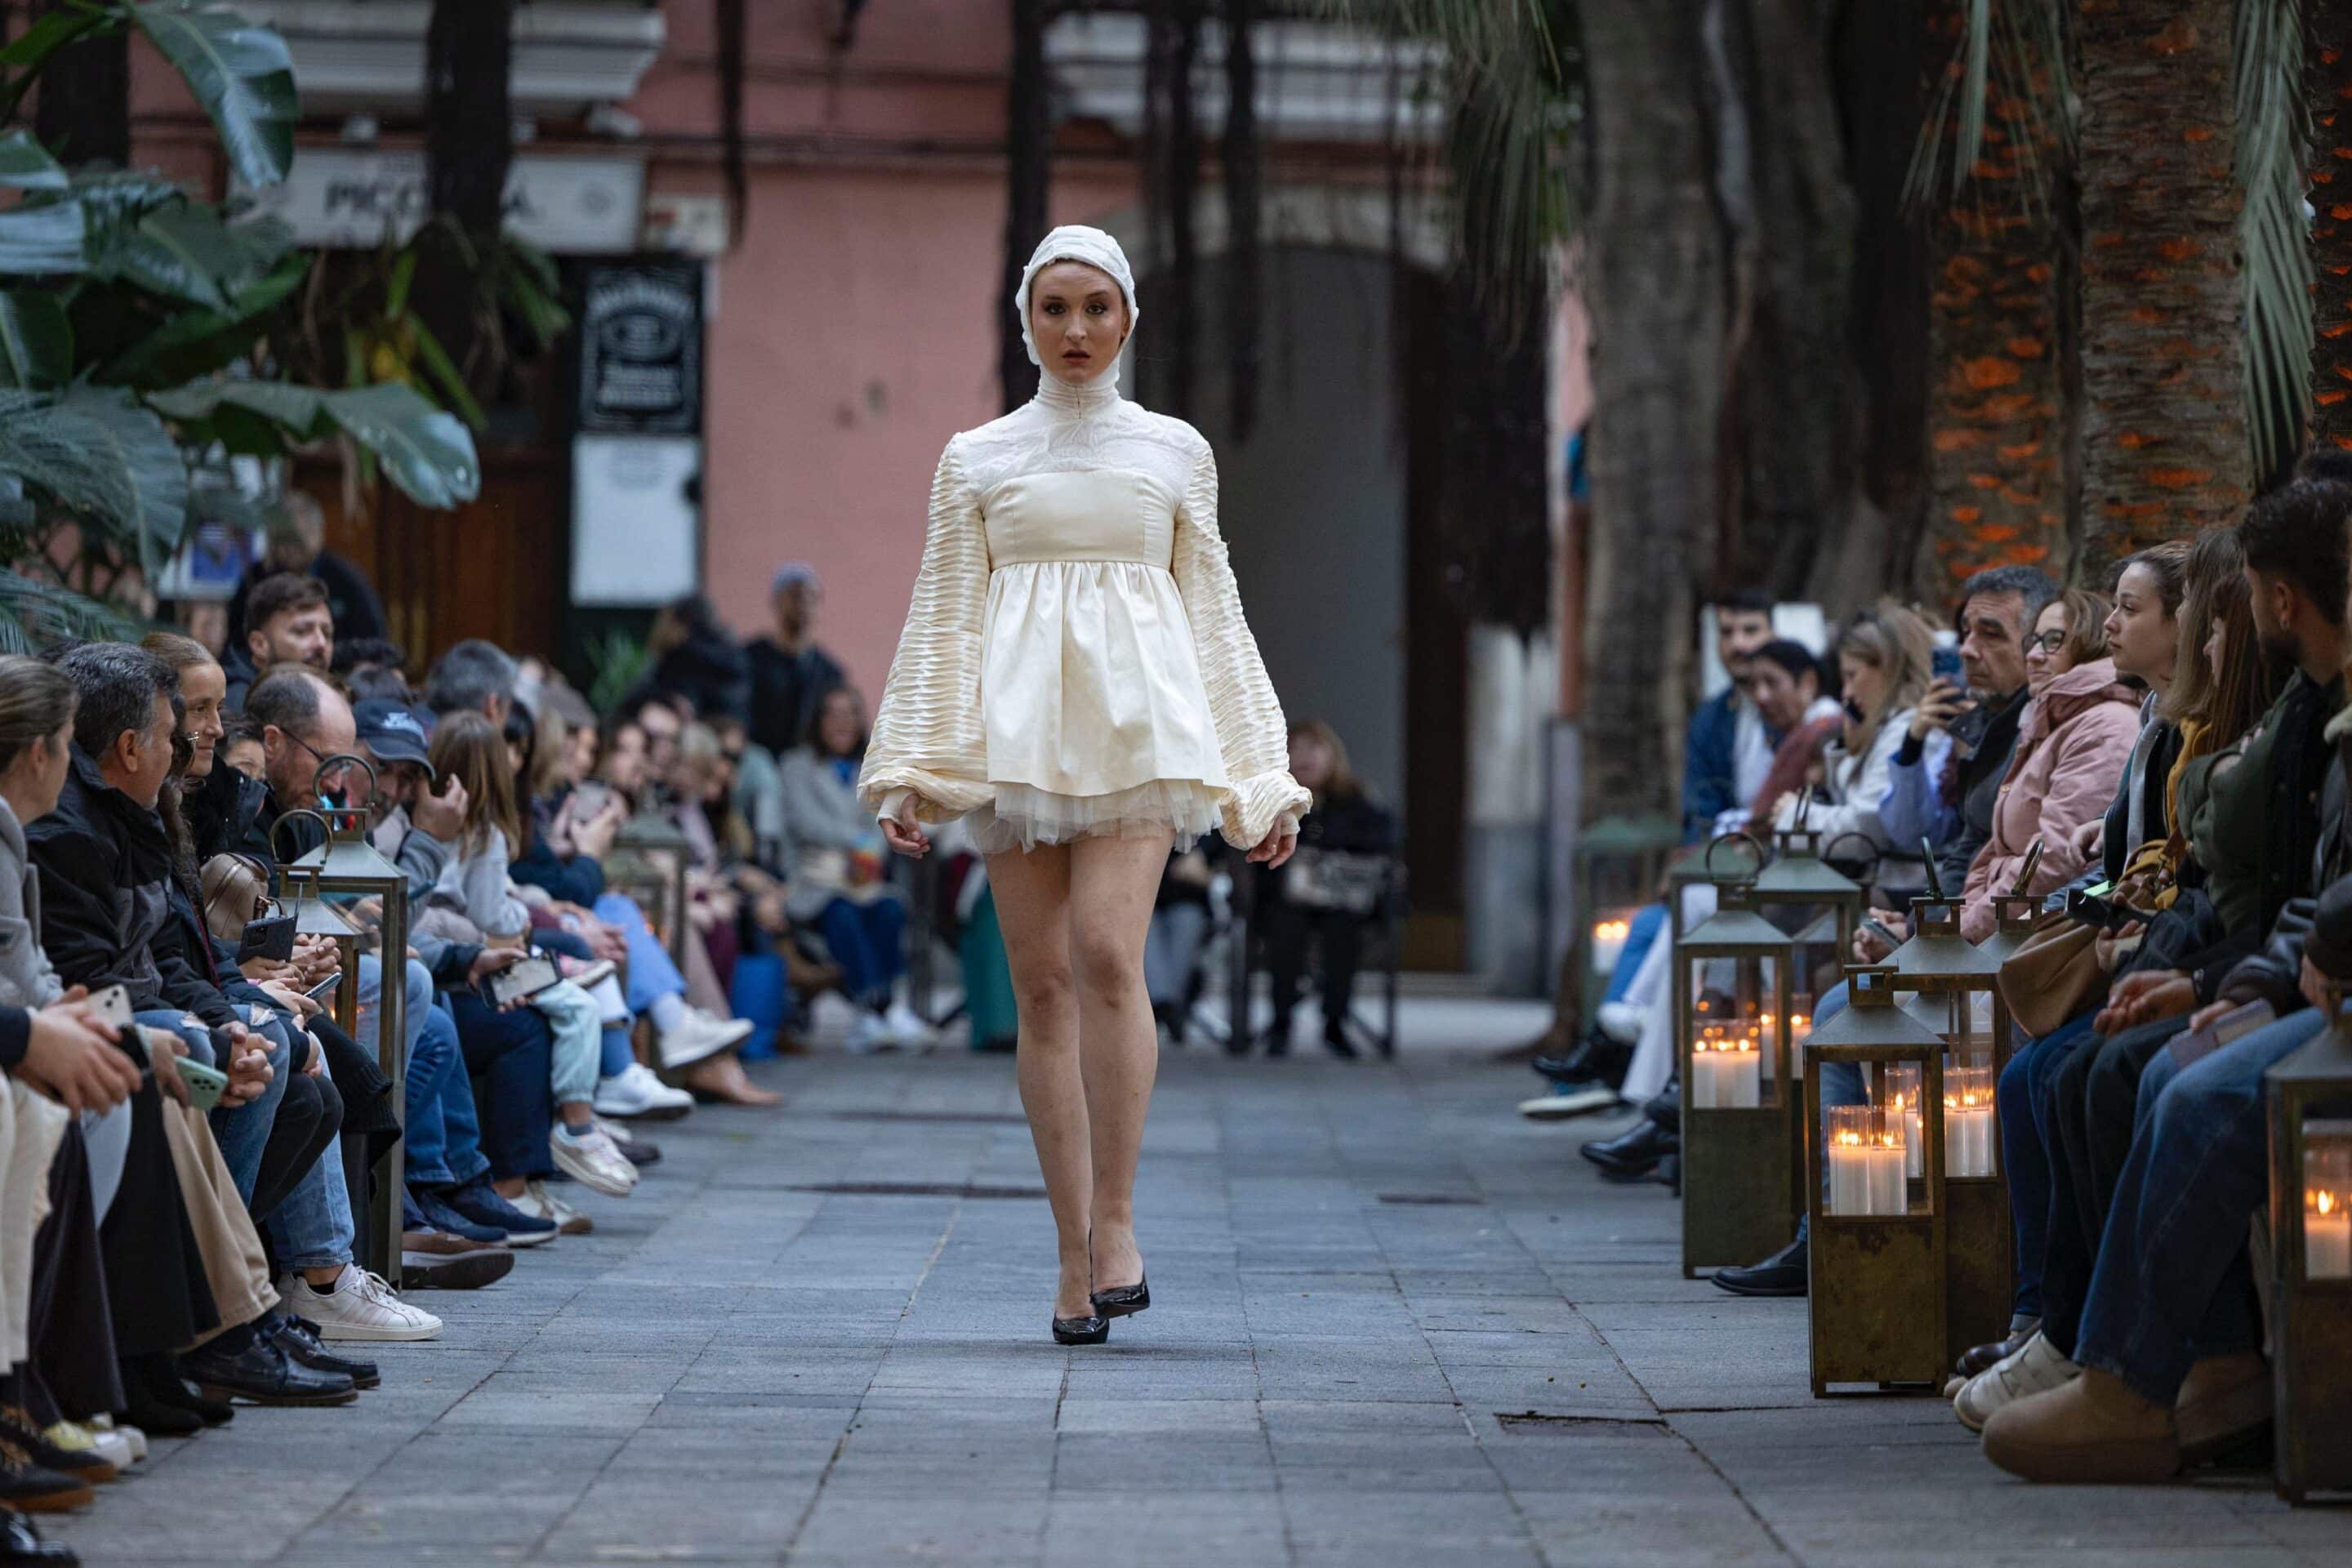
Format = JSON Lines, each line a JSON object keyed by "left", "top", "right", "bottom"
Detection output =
{"left": 571, "top": 435, "right": 701, "bottom": 607}
{"left": 243, "top": 149, "right": 644, "bottom": 254}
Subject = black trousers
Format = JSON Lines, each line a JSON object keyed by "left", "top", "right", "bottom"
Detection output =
{"left": 250, "top": 1068, "right": 342, "bottom": 1227}
{"left": 24, "top": 1124, "right": 123, "bottom": 1425}
{"left": 2041, "top": 1013, "right": 2189, "bottom": 1356}
{"left": 1263, "top": 902, "right": 1369, "bottom": 1027}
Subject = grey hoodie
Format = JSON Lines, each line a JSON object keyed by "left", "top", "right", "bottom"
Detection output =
{"left": 0, "top": 795, "right": 65, "bottom": 1010}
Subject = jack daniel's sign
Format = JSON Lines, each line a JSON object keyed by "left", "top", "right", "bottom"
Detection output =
{"left": 577, "top": 261, "right": 703, "bottom": 436}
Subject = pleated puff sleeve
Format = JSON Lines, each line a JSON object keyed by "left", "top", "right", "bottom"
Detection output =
{"left": 1173, "top": 438, "right": 1310, "bottom": 850}
{"left": 858, "top": 438, "right": 996, "bottom": 826}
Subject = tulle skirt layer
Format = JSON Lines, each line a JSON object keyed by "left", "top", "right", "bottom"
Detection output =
{"left": 966, "top": 778, "right": 1222, "bottom": 857}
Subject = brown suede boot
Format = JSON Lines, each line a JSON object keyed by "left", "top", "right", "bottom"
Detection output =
{"left": 1981, "top": 1368, "right": 2180, "bottom": 1483}
{"left": 2176, "top": 1352, "right": 2271, "bottom": 1466}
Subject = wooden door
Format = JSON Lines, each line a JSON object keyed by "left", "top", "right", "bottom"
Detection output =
{"left": 314, "top": 448, "right": 566, "bottom": 674}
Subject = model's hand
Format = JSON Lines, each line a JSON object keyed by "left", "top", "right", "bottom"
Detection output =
{"left": 881, "top": 803, "right": 930, "bottom": 860}
{"left": 1248, "top": 826, "right": 1297, "bottom": 869}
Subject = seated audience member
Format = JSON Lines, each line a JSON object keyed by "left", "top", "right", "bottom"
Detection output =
{"left": 423, "top": 713, "right": 639, "bottom": 1200}
{"left": 1955, "top": 589, "right": 2139, "bottom": 940}
{"left": 781, "top": 688, "right": 930, "bottom": 1053}
{"left": 1250, "top": 719, "right": 1394, "bottom": 1059}
{"left": 1147, "top": 846, "right": 1216, "bottom": 1045}
{"left": 421, "top": 639, "right": 519, "bottom": 730}
{"left": 1958, "top": 485, "right": 2349, "bottom": 1434}
{"left": 332, "top": 637, "right": 412, "bottom": 706}
{"left": 222, "top": 573, "right": 334, "bottom": 715}
{"left": 1864, "top": 566, "right": 2052, "bottom": 956}
{"left": 225, "top": 490, "right": 387, "bottom": 651}
{"left": 1682, "top": 592, "right": 1779, "bottom": 842}
{"left": 746, "top": 561, "right": 847, "bottom": 762}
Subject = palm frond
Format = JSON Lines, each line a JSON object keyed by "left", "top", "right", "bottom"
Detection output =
{"left": 2234, "top": 0, "right": 2310, "bottom": 488}
{"left": 1908, "top": 0, "right": 2072, "bottom": 220}
{"left": 0, "top": 388, "right": 140, "bottom": 527}
{"left": 0, "top": 568, "right": 142, "bottom": 654}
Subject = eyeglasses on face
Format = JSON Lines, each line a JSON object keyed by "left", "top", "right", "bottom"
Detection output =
{"left": 2025, "top": 630, "right": 2067, "bottom": 655}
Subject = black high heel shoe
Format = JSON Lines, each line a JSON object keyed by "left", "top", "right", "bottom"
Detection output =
{"left": 1052, "top": 1314, "right": 1109, "bottom": 1345}
{"left": 1091, "top": 1276, "right": 1150, "bottom": 1319}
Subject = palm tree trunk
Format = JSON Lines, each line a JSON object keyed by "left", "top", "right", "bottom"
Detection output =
{"left": 2310, "top": 0, "right": 2352, "bottom": 450}
{"left": 1000, "top": 0, "right": 1050, "bottom": 414}
{"left": 2076, "top": 0, "right": 2246, "bottom": 570}
{"left": 1578, "top": 0, "right": 1724, "bottom": 831}
{"left": 418, "top": 0, "right": 514, "bottom": 371}
{"left": 1918, "top": 4, "right": 2070, "bottom": 601}
{"left": 31, "top": 0, "right": 127, "bottom": 167}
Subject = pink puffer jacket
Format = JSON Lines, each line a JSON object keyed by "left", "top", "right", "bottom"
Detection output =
{"left": 1959, "top": 657, "right": 2144, "bottom": 942}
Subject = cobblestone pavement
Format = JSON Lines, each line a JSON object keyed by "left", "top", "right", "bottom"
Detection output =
{"left": 49, "top": 997, "right": 2352, "bottom": 1566}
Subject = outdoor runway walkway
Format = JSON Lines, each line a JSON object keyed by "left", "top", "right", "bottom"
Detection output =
{"left": 51, "top": 998, "right": 2352, "bottom": 1566}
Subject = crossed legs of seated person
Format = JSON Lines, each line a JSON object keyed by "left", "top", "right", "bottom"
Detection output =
{"left": 1979, "top": 1006, "right": 2327, "bottom": 1481}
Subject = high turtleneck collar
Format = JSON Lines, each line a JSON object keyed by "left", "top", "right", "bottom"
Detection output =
{"left": 1035, "top": 368, "right": 1121, "bottom": 415}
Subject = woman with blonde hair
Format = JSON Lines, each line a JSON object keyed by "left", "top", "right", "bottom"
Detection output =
{"left": 1775, "top": 603, "right": 1934, "bottom": 902}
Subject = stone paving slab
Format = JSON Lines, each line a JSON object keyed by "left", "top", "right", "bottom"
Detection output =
{"left": 45, "top": 995, "right": 2352, "bottom": 1566}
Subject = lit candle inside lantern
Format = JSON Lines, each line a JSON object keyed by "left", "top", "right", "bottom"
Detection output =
{"left": 1886, "top": 1090, "right": 1924, "bottom": 1179}
{"left": 1591, "top": 918, "right": 1630, "bottom": 973}
{"left": 1717, "top": 1032, "right": 1761, "bottom": 1107}
{"left": 1828, "top": 1127, "right": 1869, "bottom": 1216}
{"left": 1942, "top": 1064, "right": 1995, "bottom": 1178}
{"left": 2309, "top": 1187, "right": 2352, "bottom": 1281}
{"left": 1867, "top": 1126, "right": 1908, "bottom": 1217}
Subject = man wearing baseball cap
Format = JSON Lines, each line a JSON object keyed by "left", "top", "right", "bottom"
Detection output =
{"left": 745, "top": 561, "right": 845, "bottom": 758}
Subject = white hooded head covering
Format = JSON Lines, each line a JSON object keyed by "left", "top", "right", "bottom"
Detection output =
{"left": 1016, "top": 225, "right": 1138, "bottom": 393}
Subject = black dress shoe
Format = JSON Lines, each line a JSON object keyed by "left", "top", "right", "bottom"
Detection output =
{"left": 131, "top": 1357, "right": 229, "bottom": 1427}
{"left": 0, "top": 1453, "right": 91, "bottom": 1515}
{"left": 180, "top": 1334, "right": 357, "bottom": 1407}
{"left": 1711, "top": 1236, "right": 1810, "bottom": 1298}
{"left": 614, "top": 1136, "right": 661, "bottom": 1167}
{"left": 1321, "top": 1019, "right": 1359, "bottom": 1059}
{"left": 0, "top": 1412, "right": 109, "bottom": 1487}
{"left": 272, "top": 1316, "right": 381, "bottom": 1389}
{"left": 0, "top": 1508, "right": 77, "bottom": 1561}
{"left": 1579, "top": 1118, "right": 1677, "bottom": 1177}
{"left": 1091, "top": 1276, "right": 1151, "bottom": 1320}
{"left": 400, "top": 1246, "right": 518, "bottom": 1291}
{"left": 1051, "top": 1315, "right": 1109, "bottom": 1345}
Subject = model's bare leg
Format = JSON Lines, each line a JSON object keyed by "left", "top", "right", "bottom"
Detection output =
{"left": 1069, "top": 831, "right": 1173, "bottom": 1294}
{"left": 987, "top": 844, "right": 1093, "bottom": 1319}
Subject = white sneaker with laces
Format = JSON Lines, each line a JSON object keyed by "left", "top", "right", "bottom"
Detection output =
{"left": 882, "top": 1000, "right": 936, "bottom": 1048}
{"left": 656, "top": 1008, "right": 755, "bottom": 1070}
{"left": 278, "top": 1267, "right": 443, "bottom": 1342}
{"left": 518, "top": 1178, "right": 594, "bottom": 1235}
{"left": 551, "top": 1121, "right": 638, "bottom": 1197}
{"left": 1954, "top": 1330, "right": 2078, "bottom": 1432}
{"left": 593, "top": 1059, "right": 696, "bottom": 1119}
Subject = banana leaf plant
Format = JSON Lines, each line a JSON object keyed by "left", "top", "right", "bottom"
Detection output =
{"left": 0, "top": 2, "right": 487, "bottom": 650}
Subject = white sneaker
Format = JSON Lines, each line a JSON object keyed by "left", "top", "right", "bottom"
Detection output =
{"left": 595, "top": 1115, "right": 635, "bottom": 1146}
{"left": 593, "top": 1060, "right": 695, "bottom": 1120}
{"left": 1954, "top": 1330, "right": 2078, "bottom": 1432}
{"left": 89, "top": 1416, "right": 145, "bottom": 1463}
{"left": 278, "top": 1267, "right": 443, "bottom": 1342}
{"left": 551, "top": 1121, "right": 638, "bottom": 1197}
{"left": 882, "top": 1000, "right": 937, "bottom": 1048}
{"left": 656, "top": 1008, "right": 755, "bottom": 1070}
{"left": 1519, "top": 1087, "right": 1622, "bottom": 1121}
{"left": 845, "top": 1012, "right": 896, "bottom": 1054}
{"left": 1596, "top": 1003, "right": 1643, "bottom": 1045}
{"left": 517, "top": 1178, "right": 594, "bottom": 1235}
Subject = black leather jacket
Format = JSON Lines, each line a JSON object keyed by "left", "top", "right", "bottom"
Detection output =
{"left": 2216, "top": 706, "right": 2352, "bottom": 1008}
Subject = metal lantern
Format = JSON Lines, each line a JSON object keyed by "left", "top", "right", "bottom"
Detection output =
{"left": 2265, "top": 1018, "right": 2352, "bottom": 1502}
{"left": 284, "top": 756, "right": 411, "bottom": 1286}
{"left": 612, "top": 809, "right": 693, "bottom": 966}
{"left": 1802, "top": 965, "right": 1949, "bottom": 1395}
{"left": 1571, "top": 816, "right": 1682, "bottom": 1028}
{"left": 1677, "top": 839, "right": 1798, "bottom": 1276}
{"left": 1888, "top": 892, "right": 2013, "bottom": 1365}
{"left": 1753, "top": 826, "right": 1867, "bottom": 1067}
{"left": 1976, "top": 891, "right": 2043, "bottom": 969}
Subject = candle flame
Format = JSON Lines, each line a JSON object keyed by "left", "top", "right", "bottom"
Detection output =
{"left": 2321, "top": 1190, "right": 2341, "bottom": 1218}
{"left": 1835, "top": 1131, "right": 1861, "bottom": 1147}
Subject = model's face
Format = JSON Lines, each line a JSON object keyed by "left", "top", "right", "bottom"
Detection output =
{"left": 178, "top": 661, "right": 227, "bottom": 778}
{"left": 2025, "top": 602, "right": 2074, "bottom": 697}
{"left": 1031, "top": 261, "right": 1129, "bottom": 387}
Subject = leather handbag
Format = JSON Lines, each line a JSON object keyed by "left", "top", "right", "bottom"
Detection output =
{"left": 1998, "top": 909, "right": 2107, "bottom": 1038}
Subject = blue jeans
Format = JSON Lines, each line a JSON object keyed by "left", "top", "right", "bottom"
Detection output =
{"left": 355, "top": 953, "right": 434, "bottom": 1072}
{"left": 446, "top": 989, "right": 557, "bottom": 1181}
{"left": 1792, "top": 982, "right": 1864, "bottom": 1246}
{"left": 2074, "top": 1006, "right": 2328, "bottom": 1405}
{"left": 402, "top": 1001, "right": 489, "bottom": 1189}
{"left": 596, "top": 893, "right": 686, "bottom": 1014}
{"left": 1602, "top": 903, "right": 1669, "bottom": 1004}
{"left": 817, "top": 896, "right": 906, "bottom": 1006}
{"left": 1999, "top": 1013, "right": 2098, "bottom": 1321}
{"left": 265, "top": 1128, "right": 356, "bottom": 1272}
{"left": 140, "top": 1006, "right": 290, "bottom": 1207}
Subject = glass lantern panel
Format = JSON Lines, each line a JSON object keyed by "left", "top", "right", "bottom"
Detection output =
{"left": 1689, "top": 955, "right": 1780, "bottom": 1109}
{"left": 2304, "top": 1121, "right": 2352, "bottom": 1281}
{"left": 1941, "top": 1060, "right": 1996, "bottom": 1178}
{"left": 1825, "top": 1101, "right": 1909, "bottom": 1218}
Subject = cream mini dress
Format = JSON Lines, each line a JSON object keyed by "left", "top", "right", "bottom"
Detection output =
{"left": 859, "top": 371, "right": 1307, "bottom": 856}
